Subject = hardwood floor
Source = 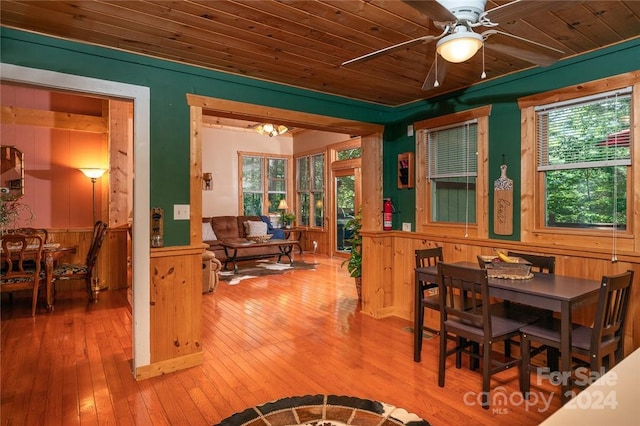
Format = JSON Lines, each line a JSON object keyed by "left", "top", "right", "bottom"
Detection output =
{"left": 1, "top": 254, "right": 561, "bottom": 425}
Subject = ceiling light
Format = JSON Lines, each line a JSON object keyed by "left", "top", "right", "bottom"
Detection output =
{"left": 436, "top": 26, "right": 483, "bottom": 63}
{"left": 255, "top": 123, "right": 288, "bottom": 137}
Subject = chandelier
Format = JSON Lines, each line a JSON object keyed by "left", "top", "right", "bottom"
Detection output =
{"left": 255, "top": 123, "right": 288, "bottom": 137}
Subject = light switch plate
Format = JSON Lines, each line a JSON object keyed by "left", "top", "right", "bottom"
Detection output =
{"left": 402, "top": 222, "right": 412, "bottom": 232}
{"left": 174, "top": 204, "right": 190, "bottom": 220}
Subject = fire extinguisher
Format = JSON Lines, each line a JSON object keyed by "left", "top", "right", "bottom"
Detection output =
{"left": 383, "top": 198, "right": 393, "bottom": 230}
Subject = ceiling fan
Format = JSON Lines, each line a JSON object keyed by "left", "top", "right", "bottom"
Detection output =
{"left": 341, "top": 0, "right": 565, "bottom": 90}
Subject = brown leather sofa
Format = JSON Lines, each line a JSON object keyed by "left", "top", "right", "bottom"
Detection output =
{"left": 202, "top": 215, "right": 284, "bottom": 262}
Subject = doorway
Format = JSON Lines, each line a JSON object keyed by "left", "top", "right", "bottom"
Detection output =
{"left": 334, "top": 169, "right": 358, "bottom": 254}
{"left": 1, "top": 63, "right": 151, "bottom": 373}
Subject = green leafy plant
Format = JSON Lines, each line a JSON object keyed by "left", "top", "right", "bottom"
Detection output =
{"left": 0, "top": 199, "right": 33, "bottom": 232}
{"left": 341, "top": 210, "right": 362, "bottom": 278}
{"left": 282, "top": 212, "right": 296, "bottom": 226}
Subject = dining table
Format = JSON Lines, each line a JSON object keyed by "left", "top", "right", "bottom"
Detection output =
{"left": 415, "top": 261, "right": 602, "bottom": 405}
{"left": 1, "top": 242, "right": 77, "bottom": 312}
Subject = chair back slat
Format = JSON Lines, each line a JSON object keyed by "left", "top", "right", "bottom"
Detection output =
{"left": 591, "top": 270, "right": 634, "bottom": 351}
{"left": 438, "top": 262, "right": 490, "bottom": 335}
{"left": 415, "top": 247, "right": 443, "bottom": 269}
{"left": 10, "top": 228, "right": 49, "bottom": 244}
{"left": 85, "top": 221, "right": 108, "bottom": 270}
{"left": 507, "top": 251, "right": 555, "bottom": 274}
{"left": 1, "top": 234, "right": 43, "bottom": 283}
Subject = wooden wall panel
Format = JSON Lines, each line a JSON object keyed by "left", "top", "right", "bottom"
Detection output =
{"left": 149, "top": 246, "right": 203, "bottom": 366}
{"left": 361, "top": 231, "right": 640, "bottom": 355}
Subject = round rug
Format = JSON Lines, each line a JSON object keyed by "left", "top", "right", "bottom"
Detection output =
{"left": 215, "top": 394, "right": 430, "bottom": 426}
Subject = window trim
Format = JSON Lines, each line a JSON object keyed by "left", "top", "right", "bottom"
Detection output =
{"left": 238, "top": 151, "right": 291, "bottom": 215}
{"left": 294, "top": 150, "right": 326, "bottom": 229}
{"left": 518, "top": 71, "right": 639, "bottom": 249}
{"left": 414, "top": 105, "right": 491, "bottom": 238}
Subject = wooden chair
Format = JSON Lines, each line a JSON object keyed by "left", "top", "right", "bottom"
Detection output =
{"left": 492, "top": 252, "right": 557, "bottom": 358}
{"left": 414, "top": 247, "right": 443, "bottom": 362}
{"left": 437, "top": 262, "right": 526, "bottom": 409}
{"left": 521, "top": 270, "right": 634, "bottom": 398}
{"left": 507, "top": 251, "right": 555, "bottom": 273}
{"left": 11, "top": 227, "right": 49, "bottom": 244}
{"left": 53, "top": 221, "right": 108, "bottom": 303}
{"left": 1, "top": 233, "right": 45, "bottom": 316}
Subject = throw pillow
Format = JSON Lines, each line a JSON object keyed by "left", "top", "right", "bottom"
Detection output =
{"left": 246, "top": 220, "right": 268, "bottom": 236}
{"left": 202, "top": 222, "right": 217, "bottom": 241}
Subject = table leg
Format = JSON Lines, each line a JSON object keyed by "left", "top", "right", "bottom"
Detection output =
{"left": 560, "top": 301, "right": 572, "bottom": 404}
{"left": 414, "top": 271, "right": 424, "bottom": 362}
{"left": 277, "top": 244, "right": 294, "bottom": 265}
{"left": 45, "top": 252, "right": 54, "bottom": 311}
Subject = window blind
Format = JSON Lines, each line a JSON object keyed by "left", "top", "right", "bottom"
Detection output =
{"left": 425, "top": 120, "right": 478, "bottom": 179}
{"left": 536, "top": 87, "right": 632, "bottom": 171}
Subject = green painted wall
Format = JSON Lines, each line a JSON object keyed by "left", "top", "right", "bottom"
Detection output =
{"left": 383, "top": 37, "right": 640, "bottom": 240}
{"left": 1, "top": 28, "right": 391, "bottom": 245}
{"left": 2, "top": 27, "right": 639, "bottom": 244}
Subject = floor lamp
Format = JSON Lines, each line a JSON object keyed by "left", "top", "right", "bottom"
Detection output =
{"left": 79, "top": 168, "right": 107, "bottom": 291}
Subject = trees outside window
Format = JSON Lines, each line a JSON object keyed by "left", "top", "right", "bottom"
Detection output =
{"left": 536, "top": 88, "right": 630, "bottom": 230}
{"left": 296, "top": 153, "right": 325, "bottom": 227}
{"left": 240, "top": 154, "right": 288, "bottom": 216}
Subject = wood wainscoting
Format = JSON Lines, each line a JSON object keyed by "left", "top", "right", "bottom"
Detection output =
{"left": 135, "top": 244, "right": 204, "bottom": 380}
{"left": 360, "top": 231, "right": 640, "bottom": 356}
{"left": 48, "top": 227, "right": 129, "bottom": 292}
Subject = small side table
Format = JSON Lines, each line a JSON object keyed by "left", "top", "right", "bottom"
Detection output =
{"left": 283, "top": 227, "right": 304, "bottom": 253}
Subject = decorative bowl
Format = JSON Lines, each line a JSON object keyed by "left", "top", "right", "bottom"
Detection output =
{"left": 247, "top": 234, "right": 273, "bottom": 243}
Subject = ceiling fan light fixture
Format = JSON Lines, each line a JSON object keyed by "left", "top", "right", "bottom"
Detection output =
{"left": 255, "top": 123, "right": 288, "bottom": 137}
{"left": 436, "top": 28, "right": 483, "bottom": 63}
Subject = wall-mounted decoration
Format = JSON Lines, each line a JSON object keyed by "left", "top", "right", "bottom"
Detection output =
{"left": 494, "top": 164, "right": 513, "bottom": 235}
{"left": 202, "top": 172, "right": 213, "bottom": 190}
{"left": 397, "top": 152, "right": 414, "bottom": 189}
{"left": 151, "top": 207, "right": 164, "bottom": 247}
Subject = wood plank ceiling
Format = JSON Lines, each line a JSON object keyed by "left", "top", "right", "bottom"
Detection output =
{"left": 1, "top": 1, "right": 639, "bottom": 107}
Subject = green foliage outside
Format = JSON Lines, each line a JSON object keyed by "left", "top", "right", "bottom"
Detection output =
{"left": 543, "top": 95, "right": 629, "bottom": 229}
{"left": 341, "top": 210, "right": 362, "bottom": 278}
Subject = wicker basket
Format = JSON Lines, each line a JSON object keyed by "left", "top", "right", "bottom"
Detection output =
{"left": 247, "top": 234, "right": 273, "bottom": 243}
{"left": 479, "top": 255, "right": 532, "bottom": 278}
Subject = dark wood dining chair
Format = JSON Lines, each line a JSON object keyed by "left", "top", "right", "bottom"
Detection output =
{"left": 437, "top": 262, "right": 526, "bottom": 409}
{"left": 53, "top": 221, "right": 108, "bottom": 303}
{"left": 1, "top": 233, "right": 45, "bottom": 316}
{"left": 507, "top": 251, "right": 555, "bottom": 273}
{"left": 492, "top": 252, "right": 557, "bottom": 358}
{"left": 520, "top": 270, "right": 634, "bottom": 398}
{"left": 11, "top": 227, "right": 49, "bottom": 244}
{"left": 414, "top": 247, "right": 443, "bottom": 362}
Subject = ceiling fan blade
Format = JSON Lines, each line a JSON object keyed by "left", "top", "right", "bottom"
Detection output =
{"left": 422, "top": 58, "right": 449, "bottom": 91}
{"left": 402, "top": 0, "right": 457, "bottom": 23}
{"left": 483, "top": 30, "right": 564, "bottom": 66}
{"left": 483, "top": 0, "right": 555, "bottom": 24}
{"left": 342, "top": 32, "right": 444, "bottom": 67}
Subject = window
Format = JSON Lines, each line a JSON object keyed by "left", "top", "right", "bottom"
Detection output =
{"left": 296, "top": 153, "right": 325, "bottom": 227}
{"left": 337, "top": 147, "right": 361, "bottom": 160}
{"left": 240, "top": 153, "right": 288, "bottom": 215}
{"left": 536, "top": 88, "right": 631, "bottom": 230}
{"left": 415, "top": 106, "right": 490, "bottom": 238}
{"left": 425, "top": 121, "right": 478, "bottom": 223}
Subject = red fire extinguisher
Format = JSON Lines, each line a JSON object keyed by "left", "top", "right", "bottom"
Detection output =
{"left": 383, "top": 198, "right": 393, "bottom": 230}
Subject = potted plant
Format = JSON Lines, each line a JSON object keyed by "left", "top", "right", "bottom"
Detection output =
{"left": 282, "top": 212, "right": 296, "bottom": 228}
{"left": 341, "top": 210, "right": 362, "bottom": 300}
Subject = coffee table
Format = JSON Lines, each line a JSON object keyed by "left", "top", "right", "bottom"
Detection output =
{"left": 220, "top": 240, "right": 298, "bottom": 273}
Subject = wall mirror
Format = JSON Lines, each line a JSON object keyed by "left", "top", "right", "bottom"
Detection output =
{"left": 1, "top": 146, "right": 25, "bottom": 200}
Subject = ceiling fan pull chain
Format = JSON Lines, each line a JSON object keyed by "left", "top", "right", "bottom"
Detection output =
{"left": 434, "top": 52, "right": 440, "bottom": 88}
{"left": 480, "top": 43, "right": 486, "bottom": 79}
